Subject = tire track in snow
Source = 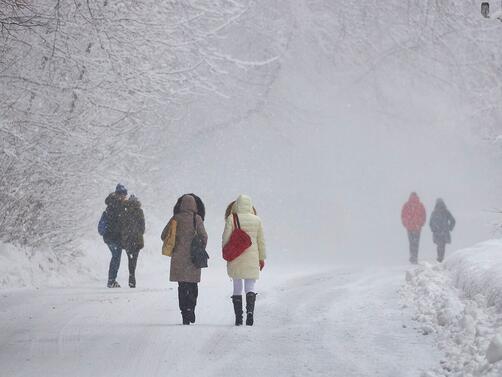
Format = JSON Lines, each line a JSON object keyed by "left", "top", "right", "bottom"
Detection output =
{"left": 187, "top": 268, "right": 438, "bottom": 377}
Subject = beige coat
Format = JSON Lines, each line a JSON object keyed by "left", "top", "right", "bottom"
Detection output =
{"left": 170, "top": 195, "right": 208, "bottom": 283}
{"left": 222, "top": 195, "right": 266, "bottom": 280}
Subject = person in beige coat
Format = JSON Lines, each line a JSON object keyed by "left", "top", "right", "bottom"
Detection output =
{"left": 169, "top": 194, "right": 208, "bottom": 325}
{"left": 222, "top": 194, "right": 266, "bottom": 326}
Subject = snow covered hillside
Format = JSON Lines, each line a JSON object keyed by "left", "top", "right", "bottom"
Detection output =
{"left": 403, "top": 240, "right": 502, "bottom": 377}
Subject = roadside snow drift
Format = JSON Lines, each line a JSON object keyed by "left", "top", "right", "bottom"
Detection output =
{"left": 403, "top": 240, "right": 502, "bottom": 377}
{"left": 446, "top": 240, "right": 502, "bottom": 314}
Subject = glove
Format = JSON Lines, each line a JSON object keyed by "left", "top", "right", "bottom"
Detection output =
{"left": 259, "top": 260, "right": 265, "bottom": 271}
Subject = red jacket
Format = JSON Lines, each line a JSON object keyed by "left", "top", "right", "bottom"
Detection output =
{"left": 401, "top": 194, "right": 426, "bottom": 232}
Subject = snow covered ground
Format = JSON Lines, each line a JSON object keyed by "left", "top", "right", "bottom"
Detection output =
{"left": 0, "top": 260, "right": 438, "bottom": 377}
{"left": 402, "top": 240, "right": 502, "bottom": 377}
{"left": 4, "top": 239, "right": 502, "bottom": 376}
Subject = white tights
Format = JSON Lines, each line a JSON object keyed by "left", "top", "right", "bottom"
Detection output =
{"left": 233, "top": 279, "right": 256, "bottom": 295}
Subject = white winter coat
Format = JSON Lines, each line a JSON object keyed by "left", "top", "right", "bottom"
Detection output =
{"left": 222, "top": 195, "right": 266, "bottom": 280}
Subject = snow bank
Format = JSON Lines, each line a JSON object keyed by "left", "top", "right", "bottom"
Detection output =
{"left": 0, "top": 241, "right": 100, "bottom": 289}
{"left": 0, "top": 232, "right": 185, "bottom": 289}
{"left": 402, "top": 240, "right": 502, "bottom": 377}
{"left": 445, "top": 240, "right": 502, "bottom": 313}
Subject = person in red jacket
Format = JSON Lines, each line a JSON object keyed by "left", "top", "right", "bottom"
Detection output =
{"left": 401, "top": 192, "right": 426, "bottom": 264}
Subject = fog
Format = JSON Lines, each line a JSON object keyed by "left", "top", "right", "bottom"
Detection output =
{"left": 111, "top": 1, "right": 502, "bottom": 268}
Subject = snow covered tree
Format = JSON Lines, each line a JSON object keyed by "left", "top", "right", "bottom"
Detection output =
{"left": 0, "top": 0, "right": 283, "bottom": 256}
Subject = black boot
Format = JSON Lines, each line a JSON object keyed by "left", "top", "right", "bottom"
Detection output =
{"left": 231, "top": 295, "right": 243, "bottom": 326}
{"left": 128, "top": 274, "right": 136, "bottom": 288}
{"left": 246, "top": 292, "right": 257, "bottom": 326}
{"left": 178, "top": 286, "right": 190, "bottom": 325}
{"left": 187, "top": 284, "right": 198, "bottom": 324}
{"left": 185, "top": 307, "right": 194, "bottom": 325}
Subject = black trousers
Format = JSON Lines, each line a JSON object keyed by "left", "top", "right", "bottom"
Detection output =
{"left": 407, "top": 231, "right": 421, "bottom": 263}
{"left": 437, "top": 243, "right": 446, "bottom": 263}
{"left": 126, "top": 250, "right": 140, "bottom": 276}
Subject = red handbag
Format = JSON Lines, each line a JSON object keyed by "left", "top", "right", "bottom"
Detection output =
{"left": 222, "top": 214, "right": 252, "bottom": 262}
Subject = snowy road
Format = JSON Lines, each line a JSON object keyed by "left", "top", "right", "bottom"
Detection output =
{"left": 0, "top": 266, "right": 438, "bottom": 377}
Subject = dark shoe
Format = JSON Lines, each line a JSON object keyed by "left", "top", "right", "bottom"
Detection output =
{"left": 246, "top": 292, "right": 257, "bottom": 326}
{"left": 107, "top": 281, "right": 120, "bottom": 288}
{"left": 181, "top": 311, "right": 191, "bottom": 325}
{"left": 129, "top": 275, "right": 136, "bottom": 288}
{"left": 186, "top": 308, "right": 195, "bottom": 324}
{"left": 231, "top": 295, "right": 243, "bottom": 326}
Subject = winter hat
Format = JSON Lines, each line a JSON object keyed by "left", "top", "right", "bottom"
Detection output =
{"left": 115, "top": 183, "right": 128, "bottom": 196}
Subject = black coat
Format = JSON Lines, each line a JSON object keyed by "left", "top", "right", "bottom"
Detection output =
{"left": 120, "top": 198, "right": 145, "bottom": 251}
{"left": 103, "top": 193, "right": 126, "bottom": 246}
{"left": 429, "top": 200, "right": 456, "bottom": 245}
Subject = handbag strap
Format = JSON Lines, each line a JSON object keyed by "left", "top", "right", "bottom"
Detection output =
{"left": 193, "top": 213, "right": 198, "bottom": 236}
{"left": 233, "top": 213, "right": 241, "bottom": 229}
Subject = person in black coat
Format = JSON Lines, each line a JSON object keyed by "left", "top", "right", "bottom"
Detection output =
{"left": 119, "top": 195, "right": 145, "bottom": 288}
{"left": 102, "top": 184, "right": 128, "bottom": 288}
{"left": 429, "top": 199, "right": 456, "bottom": 263}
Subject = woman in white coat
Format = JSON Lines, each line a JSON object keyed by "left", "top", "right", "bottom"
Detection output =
{"left": 222, "top": 194, "right": 266, "bottom": 326}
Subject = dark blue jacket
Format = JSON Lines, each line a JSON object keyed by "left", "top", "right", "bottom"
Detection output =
{"left": 429, "top": 200, "right": 456, "bottom": 245}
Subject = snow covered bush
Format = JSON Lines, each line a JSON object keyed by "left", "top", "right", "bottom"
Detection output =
{"left": 403, "top": 240, "right": 502, "bottom": 376}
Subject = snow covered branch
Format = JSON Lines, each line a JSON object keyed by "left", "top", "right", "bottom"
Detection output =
{"left": 0, "top": 0, "right": 284, "bottom": 256}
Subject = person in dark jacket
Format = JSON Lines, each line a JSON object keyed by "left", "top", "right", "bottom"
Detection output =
{"left": 169, "top": 194, "right": 208, "bottom": 325}
{"left": 119, "top": 195, "right": 145, "bottom": 288}
{"left": 429, "top": 199, "right": 456, "bottom": 262}
{"left": 102, "top": 184, "right": 128, "bottom": 288}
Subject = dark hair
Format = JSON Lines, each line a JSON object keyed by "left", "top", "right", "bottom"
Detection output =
{"left": 173, "top": 193, "right": 206, "bottom": 220}
{"left": 225, "top": 201, "right": 236, "bottom": 220}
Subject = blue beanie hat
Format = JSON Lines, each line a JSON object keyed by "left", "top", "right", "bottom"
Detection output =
{"left": 115, "top": 183, "right": 128, "bottom": 196}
